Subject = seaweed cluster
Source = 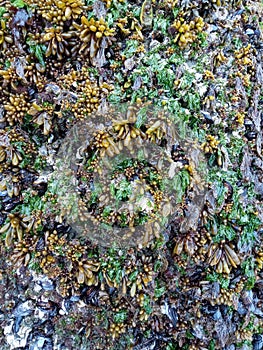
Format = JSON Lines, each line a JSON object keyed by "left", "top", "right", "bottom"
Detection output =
{"left": 50, "top": 104, "right": 205, "bottom": 248}
{"left": 169, "top": 13, "right": 205, "bottom": 48}
{"left": 0, "top": 0, "right": 263, "bottom": 349}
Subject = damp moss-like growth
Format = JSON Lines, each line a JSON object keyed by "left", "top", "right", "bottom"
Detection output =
{"left": 0, "top": 0, "right": 262, "bottom": 349}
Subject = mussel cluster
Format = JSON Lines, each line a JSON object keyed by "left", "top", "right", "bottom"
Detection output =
{"left": 0, "top": 0, "right": 262, "bottom": 349}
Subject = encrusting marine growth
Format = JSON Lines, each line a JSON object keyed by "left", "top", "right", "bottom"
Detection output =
{"left": 0, "top": 0, "right": 262, "bottom": 349}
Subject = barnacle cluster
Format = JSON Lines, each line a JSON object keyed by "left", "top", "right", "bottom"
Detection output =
{"left": 0, "top": 0, "right": 262, "bottom": 349}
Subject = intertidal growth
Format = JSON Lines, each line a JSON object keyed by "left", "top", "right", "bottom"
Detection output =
{"left": 0, "top": 0, "right": 262, "bottom": 349}
{"left": 52, "top": 103, "right": 206, "bottom": 247}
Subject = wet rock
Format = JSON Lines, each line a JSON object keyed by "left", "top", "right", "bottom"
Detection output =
{"left": 161, "top": 301, "right": 177, "bottom": 328}
{"left": 245, "top": 131, "right": 257, "bottom": 141}
{"left": 37, "top": 277, "right": 54, "bottom": 292}
{"left": 36, "top": 299, "right": 58, "bottom": 320}
{"left": 225, "top": 345, "right": 236, "bottom": 350}
{"left": 59, "top": 299, "right": 72, "bottom": 315}
{"left": 4, "top": 320, "right": 32, "bottom": 349}
{"left": 29, "top": 337, "right": 51, "bottom": 350}
{"left": 2, "top": 196, "right": 21, "bottom": 211}
{"left": 13, "top": 300, "right": 34, "bottom": 317}
{"left": 253, "top": 334, "right": 263, "bottom": 350}
{"left": 201, "top": 110, "right": 214, "bottom": 124}
{"left": 244, "top": 118, "right": 254, "bottom": 129}
{"left": 246, "top": 28, "right": 255, "bottom": 36}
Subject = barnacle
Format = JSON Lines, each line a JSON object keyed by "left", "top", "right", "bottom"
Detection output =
{"left": 73, "top": 16, "right": 115, "bottom": 64}
{"left": 207, "top": 242, "right": 241, "bottom": 274}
